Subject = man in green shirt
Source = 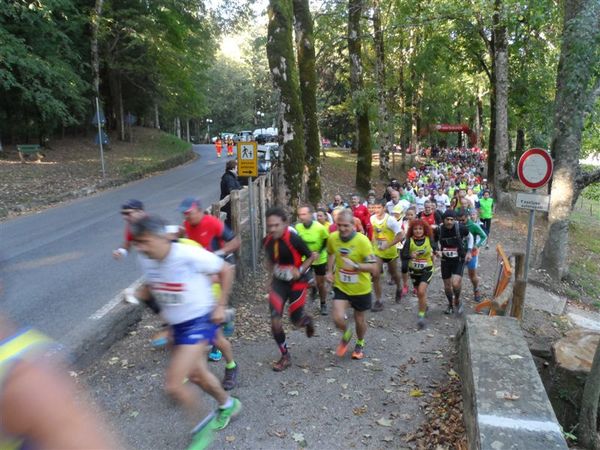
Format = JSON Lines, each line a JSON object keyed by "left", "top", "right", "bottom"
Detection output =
{"left": 296, "top": 205, "right": 330, "bottom": 315}
{"left": 457, "top": 209, "right": 488, "bottom": 303}
{"left": 478, "top": 190, "right": 494, "bottom": 248}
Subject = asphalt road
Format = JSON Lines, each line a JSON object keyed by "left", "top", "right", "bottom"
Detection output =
{"left": 0, "top": 144, "right": 228, "bottom": 350}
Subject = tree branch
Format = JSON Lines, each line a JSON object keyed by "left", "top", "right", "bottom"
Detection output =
{"left": 577, "top": 166, "right": 600, "bottom": 190}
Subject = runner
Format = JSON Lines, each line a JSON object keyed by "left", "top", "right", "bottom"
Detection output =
{"left": 435, "top": 210, "right": 473, "bottom": 315}
{"left": 370, "top": 199, "right": 405, "bottom": 310}
{"left": 130, "top": 215, "right": 241, "bottom": 448}
{"left": 414, "top": 189, "right": 427, "bottom": 214}
{"left": 326, "top": 209, "right": 377, "bottom": 360}
{"left": 179, "top": 197, "right": 240, "bottom": 384}
{"left": 418, "top": 200, "right": 442, "bottom": 230}
{"left": 479, "top": 190, "right": 494, "bottom": 248}
{"left": 398, "top": 207, "right": 417, "bottom": 297}
{"left": 456, "top": 208, "right": 488, "bottom": 303}
{"left": 215, "top": 137, "right": 223, "bottom": 158}
{"left": 112, "top": 199, "right": 145, "bottom": 260}
{"left": 434, "top": 187, "right": 450, "bottom": 213}
{"left": 350, "top": 194, "right": 370, "bottom": 234}
{"left": 400, "top": 219, "right": 438, "bottom": 329}
{"left": 295, "top": 205, "right": 330, "bottom": 315}
{"left": 0, "top": 316, "right": 118, "bottom": 449}
{"left": 263, "top": 207, "right": 317, "bottom": 371}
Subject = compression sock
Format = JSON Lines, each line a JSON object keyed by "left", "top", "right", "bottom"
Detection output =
{"left": 225, "top": 361, "right": 237, "bottom": 370}
{"left": 273, "top": 327, "right": 288, "bottom": 354}
{"left": 445, "top": 289, "right": 453, "bottom": 306}
{"left": 418, "top": 310, "right": 426, "bottom": 318}
{"left": 356, "top": 338, "right": 365, "bottom": 347}
{"left": 342, "top": 328, "right": 352, "bottom": 342}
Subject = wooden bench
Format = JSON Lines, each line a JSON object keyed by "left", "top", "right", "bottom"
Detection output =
{"left": 17, "top": 144, "right": 43, "bottom": 163}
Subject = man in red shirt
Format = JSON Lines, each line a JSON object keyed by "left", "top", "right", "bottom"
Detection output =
{"left": 350, "top": 194, "right": 370, "bottom": 234}
{"left": 179, "top": 197, "right": 241, "bottom": 389}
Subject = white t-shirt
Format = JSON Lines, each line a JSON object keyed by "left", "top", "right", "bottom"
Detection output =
{"left": 138, "top": 243, "right": 224, "bottom": 325}
{"left": 435, "top": 194, "right": 450, "bottom": 212}
{"left": 414, "top": 196, "right": 427, "bottom": 213}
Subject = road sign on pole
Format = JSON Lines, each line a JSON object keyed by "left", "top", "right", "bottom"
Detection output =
{"left": 237, "top": 141, "right": 258, "bottom": 177}
{"left": 517, "top": 148, "right": 553, "bottom": 189}
{"left": 517, "top": 148, "right": 554, "bottom": 282}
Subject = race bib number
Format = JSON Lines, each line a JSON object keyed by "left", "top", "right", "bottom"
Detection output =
{"left": 339, "top": 269, "right": 358, "bottom": 284}
{"left": 412, "top": 259, "right": 428, "bottom": 270}
{"left": 153, "top": 291, "right": 184, "bottom": 306}
{"left": 274, "top": 265, "right": 295, "bottom": 281}
{"left": 376, "top": 239, "right": 387, "bottom": 250}
{"left": 442, "top": 248, "right": 459, "bottom": 258}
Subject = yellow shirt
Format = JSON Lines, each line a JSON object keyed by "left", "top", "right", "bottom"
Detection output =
{"left": 370, "top": 213, "right": 401, "bottom": 259}
{"left": 327, "top": 231, "right": 374, "bottom": 295}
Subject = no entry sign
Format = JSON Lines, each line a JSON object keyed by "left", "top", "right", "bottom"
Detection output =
{"left": 517, "top": 148, "right": 553, "bottom": 189}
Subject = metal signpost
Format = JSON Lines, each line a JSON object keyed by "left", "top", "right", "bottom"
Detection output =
{"left": 94, "top": 97, "right": 106, "bottom": 177}
{"left": 516, "top": 148, "right": 553, "bottom": 281}
{"left": 237, "top": 141, "right": 258, "bottom": 271}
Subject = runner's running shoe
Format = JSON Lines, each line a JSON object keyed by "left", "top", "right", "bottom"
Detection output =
{"left": 222, "top": 365, "right": 239, "bottom": 391}
{"left": 273, "top": 353, "right": 291, "bottom": 372}
{"left": 351, "top": 344, "right": 365, "bottom": 360}
{"left": 473, "top": 290, "right": 482, "bottom": 303}
{"left": 208, "top": 348, "right": 222, "bottom": 362}
{"left": 444, "top": 305, "right": 454, "bottom": 315}
{"left": 372, "top": 300, "right": 384, "bottom": 312}
{"left": 320, "top": 303, "right": 328, "bottom": 316}
{"left": 187, "top": 425, "right": 214, "bottom": 450}
{"left": 401, "top": 285, "right": 409, "bottom": 296}
{"left": 455, "top": 302, "right": 464, "bottom": 316}
{"left": 417, "top": 317, "right": 426, "bottom": 330}
{"left": 336, "top": 333, "right": 352, "bottom": 357}
{"left": 211, "top": 398, "right": 242, "bottom": 430}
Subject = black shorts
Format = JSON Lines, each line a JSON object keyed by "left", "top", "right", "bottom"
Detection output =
{"left": 332, "top": 287, "right": 372, "bottom": 312}
{"left": 312, "top": 263, "right": 327, "bottom": 276}
{"left": 441, "top": 259, "right": 465, "bottom": 279}
{"left": 269, "top": 278, "right": 308, "bottom": 321}
{"left": 410, "top": 267, "right": 434, "bottom": 286}
{"left": 378, "top": 256, "right": 397, "bottom": 264}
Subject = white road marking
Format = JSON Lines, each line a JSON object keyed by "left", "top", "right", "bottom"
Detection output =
{"left": 478, "top": 414, "right": 563, "bottom": 435}
{"left": 89, "top": 277, "right": 143, "bottom": 320}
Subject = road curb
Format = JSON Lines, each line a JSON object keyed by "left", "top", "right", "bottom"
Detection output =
{"left": 66, "top": 285, "right": 144, "bottom": 368}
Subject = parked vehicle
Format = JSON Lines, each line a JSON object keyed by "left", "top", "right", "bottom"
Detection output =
{"left": 235, "top": 130, "right": 254, "bottom": 143}
{"left": 237, "top": 143, "right": 279, "bottom": 185}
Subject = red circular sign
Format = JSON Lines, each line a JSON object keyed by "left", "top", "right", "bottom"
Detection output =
{"left": 518, "top": 148, "right": 553, "bottom": 189}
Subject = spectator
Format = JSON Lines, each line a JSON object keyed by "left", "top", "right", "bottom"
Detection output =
{"left": 220, "top": 160, "right": 242, "bottom": 228}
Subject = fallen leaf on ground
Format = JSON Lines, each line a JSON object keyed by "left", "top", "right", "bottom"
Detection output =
{"left": 382, "top": 436, "right": 394, "bottom": 442}
{"left": 291, "top": 432, "right": 307, "bottom": 447}
{"left": 353, "top": 405, "right": 368, "bottom": 416}
{"left": 503, "top": 392, "right": 520, "bottom": 400}
{"left": 410, "top": 389, "right": 424, "bottom": 397}
{"left": 225, "top": 435, "right": 235, "bottom": 443}
{"left": 448, "top": 368, "right": 459, "bottom": 379}
{"left": 287, "top": 391, "right": 299, "bottom": 396}
{"left": 508, "top": 354, "right": 523, "bottom": 360}
{"left": 327, "top": 378, "right": 336, "bottom": 383}
{"left": 376, "top": 417, "right": 393, "bottom": 427}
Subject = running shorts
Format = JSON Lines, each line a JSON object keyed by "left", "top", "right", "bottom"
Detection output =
{"left": 410, "top": 267, "right": 434, "bottom": 286}
{"left": 467, "top": 254, "right": 478, "bottom": 270}
{"left": 269, "top": 278, "right": 308, "bottom": 320}
{"left": 312, "top": 263, "right": 327, "bottom": 276}
{"left": 441, "top": 259, "right": 465, "bottom": 279}
{"left": 172, "top": 314, "right": 219, "bottom": 346}
{"left": 378, "top": 256, "right": 397, "bottom": 264}
{"left": 332, "top": 287, "right": 372, "bottom": 312}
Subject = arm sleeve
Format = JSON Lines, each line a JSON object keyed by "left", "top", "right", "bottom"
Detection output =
{"left": 400, "top": 241, "right": 411, "bottom": 260}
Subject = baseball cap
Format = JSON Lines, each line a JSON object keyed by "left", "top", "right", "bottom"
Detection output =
{"left": 178, "top": 197, "right": 201, "bottom": 213}
{"left": 443, "top": 210, "right": 456, "bottom": 219}
{"left": 121, "top": 199, "right": 143, "bottom": 210}
{"left": 392, "top": 203, "right": 405, "bottom": 216}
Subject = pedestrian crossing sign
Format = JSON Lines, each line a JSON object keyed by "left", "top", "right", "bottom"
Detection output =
{"left": 237, "top": 141, "right": 258, "bottom": 177}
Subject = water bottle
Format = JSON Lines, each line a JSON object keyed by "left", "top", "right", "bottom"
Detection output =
{"left": 223, "top": 308, "right": 236, "bottom": 337}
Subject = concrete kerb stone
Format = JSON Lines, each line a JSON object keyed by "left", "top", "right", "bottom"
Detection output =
{"left": 457, "top": 315, "right": 568, "bottom": 450}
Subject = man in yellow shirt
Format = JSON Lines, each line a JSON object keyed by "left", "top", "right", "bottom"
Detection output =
{"left": 296, "top": 205, "right": 330, "bottom": 315}
{"left": 326, "top": 209, "right": 377, "bottom": 360}
{"left": 370, "top": 199, "right": 405, "bottom": 311}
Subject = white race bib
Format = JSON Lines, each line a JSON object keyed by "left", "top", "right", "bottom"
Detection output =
{"left": 376, "top": 239, "right": 387, "bottom": 250}
{"left": 339, "top": 269, "right": 358, "bottom": 284}
{"left": 412, "top": 259, "right": 428, "bottom": 270}
{"left": 274, "top": 264, "right": 295, "bottom": 281}
{"left": 153, "top": 291, "right": 184, "bottom": 305}
{"left": 442, "top": 248, "right": 459, "bottom": 258}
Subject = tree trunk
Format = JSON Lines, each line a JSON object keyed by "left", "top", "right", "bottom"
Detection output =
{"left": 492, "top": 0, "right": 510, "bottom": 197}
{"left": 580, "top": 339, "right": 600, "bottom": 449}
{"left": 118, "top": 77, "right": 125, "bottom": 141}
{"left": 373, "top": 0, "right": 392, "bottom": 181}
{"left": 154, "top": 103, "right": 160, "bottom": 129}
{"left": 90, "top": 0, "right": 104, "bottom": 98}
{"left": 293, "top": 0, "right": 321, "bottom": 205}
{"left": 186, "top": 118, "right": 190, "bottom": 142}
{"left": 348, "top": 0, "right": 372, "bottom": 193}
{"left": 540, "top": 0, "right": 600, "bottom": 280}
{"left": 476, "top": 91, "right": 484, "bottom": 149}
{"left": 515, "top": 128, "right": 525, "bottom": 175}
{"left": 267, "top": 0, "right": 306, "bottom": 208}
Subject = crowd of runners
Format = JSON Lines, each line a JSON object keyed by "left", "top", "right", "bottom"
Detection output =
{"left": 0, "top": 147, "right": 495, "bottom": 449}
